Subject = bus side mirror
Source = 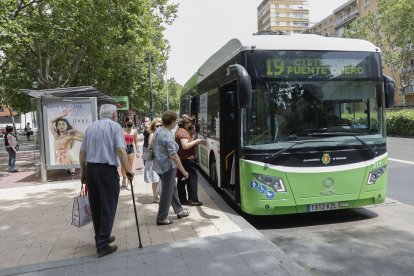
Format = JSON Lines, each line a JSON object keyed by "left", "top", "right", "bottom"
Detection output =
{"left": 227, "top": 64, "right": 252, "bottom": 108}
{"left": 383, "top": 75, "right": 395, "bottom": 108}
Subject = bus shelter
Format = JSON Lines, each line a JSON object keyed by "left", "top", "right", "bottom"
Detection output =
{"left": 20, "top": 86, "right": 116, "bottom": 182}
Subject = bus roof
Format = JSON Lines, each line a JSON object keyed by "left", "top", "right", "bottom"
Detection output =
{"left": 194, "top": 34, "right": 379, "bottom": 84}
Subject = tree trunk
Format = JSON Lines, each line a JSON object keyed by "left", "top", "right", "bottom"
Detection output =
{"left": 5, "top": 104, "right": 18, "bottom": 140}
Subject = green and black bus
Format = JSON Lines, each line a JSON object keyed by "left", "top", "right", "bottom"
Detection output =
{"left": 180, "top": 34, "right": 395, "bottom": 215}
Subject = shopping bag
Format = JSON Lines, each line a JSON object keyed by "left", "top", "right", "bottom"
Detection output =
{"left": 71, "top": 184, "right": 92, "bottom": 227}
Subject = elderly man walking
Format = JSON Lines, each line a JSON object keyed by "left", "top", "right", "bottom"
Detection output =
{"left": 79, "top": 104, "right": 134, "bottom": 257}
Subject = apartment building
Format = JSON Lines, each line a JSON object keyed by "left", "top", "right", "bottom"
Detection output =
{"left": 305, "top": 0, "right": 378, "bottom": 37}
{"left": 304, "top": 14, "right": 335, "bottom": 37}
{"left": 257, "top": 0, "right": 309, "bottom": 35}
{"left": 304, "top": 0, "right": 413, "bottom": 106}
{"left": 334, "top": 0, "right": 359, "bottom": 37}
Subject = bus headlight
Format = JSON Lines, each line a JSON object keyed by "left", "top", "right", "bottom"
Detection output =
{"left": 253, "top": 173, "right": 286, "bottom": 192}
{"left": 367, "top": 165, "right": 387, "bottom": 185}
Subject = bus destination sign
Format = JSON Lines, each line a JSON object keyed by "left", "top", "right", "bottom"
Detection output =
{"left": 266, "top": 58, "right": 366, "bottom": 78}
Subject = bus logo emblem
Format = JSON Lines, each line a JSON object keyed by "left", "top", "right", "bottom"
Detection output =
{"left": 322, "top": 177, "right": 334, "bottom": 189}
{"left": 322, "top": 153, "right": 331, "bottom": 165}
{"left": 321, "top": 177, "right": 335, "bottom": 195}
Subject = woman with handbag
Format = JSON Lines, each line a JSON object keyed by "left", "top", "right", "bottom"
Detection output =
{"left": 153, "top": 111, "right": 190, "bottom": 225}
{"left": 143, "top": 118, "right": 162, "bottom": 203}
{"left": 175, "top": 114, "right": 204, "bottom": 206}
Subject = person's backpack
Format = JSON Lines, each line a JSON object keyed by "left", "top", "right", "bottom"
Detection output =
{"left": 4, "top": 133, "right": 9, "bottom": 147}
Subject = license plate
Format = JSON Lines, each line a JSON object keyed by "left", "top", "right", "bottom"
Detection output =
{"left": 308, "top": 202, "right": 339, "bottom": 212}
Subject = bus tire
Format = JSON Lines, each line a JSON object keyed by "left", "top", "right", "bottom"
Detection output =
{"left": 209, "top": 156, "right": 218, "bottom": 187}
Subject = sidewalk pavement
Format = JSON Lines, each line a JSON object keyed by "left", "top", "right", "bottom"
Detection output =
{"left": 0, "top": 140, "right": 308, "bottom": 276}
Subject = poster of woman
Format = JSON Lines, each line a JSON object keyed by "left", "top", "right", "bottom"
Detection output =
{"left": 43, "top": 98, "right": 97, "bottom": 168}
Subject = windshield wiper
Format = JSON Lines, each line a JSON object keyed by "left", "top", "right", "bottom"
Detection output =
{"left": 348, "top": 135, "right": 378, "bottom": 158}
{"left": 262, "top": 142, "right": 304, "bottom": 163}
{"left": 305, "top": 132, "right": 378, "bottom": 158}
{"left": 262, "top": 139, "right": 336, "bottom": 163}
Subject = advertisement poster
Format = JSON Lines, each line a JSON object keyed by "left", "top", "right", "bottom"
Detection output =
{"left": 43, "top": 98, "right": 97, "bottom": 169}
{"left": 113, "top": 96, "right": 129, "bottom": 111}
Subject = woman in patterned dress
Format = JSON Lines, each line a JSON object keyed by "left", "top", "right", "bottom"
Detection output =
{"left": 143, "top": 118, "right": 162, "bottom": 203}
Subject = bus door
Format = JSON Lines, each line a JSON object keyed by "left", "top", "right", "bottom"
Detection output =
{"left": 219, "top": 81, "right": 239, "bottom": 198}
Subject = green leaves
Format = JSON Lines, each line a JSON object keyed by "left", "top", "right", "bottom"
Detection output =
{"left": 0, "top": 0, "right": 179, "bottom": 114}
{"left": 387, "top": 110, "right": 414, "bottom": 136}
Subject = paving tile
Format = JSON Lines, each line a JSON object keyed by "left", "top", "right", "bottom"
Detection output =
{"left": 127, "top": 263, "right": 156, "bottom": 276}
{"left": 215, "top": 258, "right": 256, "bottom": 276}
{"left": 182, "top": 253, "right": 216, "bottom": 269}
{"left": 155, "top": 258, "right": 188, "bottom": 275}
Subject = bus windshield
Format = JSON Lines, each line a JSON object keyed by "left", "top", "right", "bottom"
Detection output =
{"left": 243, "top": 51, "right": 384, "bottom": 149}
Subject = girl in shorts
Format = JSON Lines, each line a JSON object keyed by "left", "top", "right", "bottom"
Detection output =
{"left": 121, "top": 117, "right": 140, "bottom": 190}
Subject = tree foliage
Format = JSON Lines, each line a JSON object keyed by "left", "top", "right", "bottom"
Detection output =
{"left": 0, "top": 0, "right": 180, "bottom": 115}
{"left": 344, "top": 0, "right": 414, "bottom": 105}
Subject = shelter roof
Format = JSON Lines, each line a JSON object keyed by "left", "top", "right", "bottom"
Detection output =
{"left": 20, "top": 86, "right": 116, "bottom": 105}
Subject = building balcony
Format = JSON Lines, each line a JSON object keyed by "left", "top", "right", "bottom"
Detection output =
{"left": 335, "top": 12, "right": 359, "bottom": 28}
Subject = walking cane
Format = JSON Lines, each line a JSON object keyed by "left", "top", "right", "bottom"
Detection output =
{"left": 128, "top": 175, "right": 143, "bottom": 248}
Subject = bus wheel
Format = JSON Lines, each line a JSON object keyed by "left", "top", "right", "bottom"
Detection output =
{"left": 209, "top": 157, "right": 218, "bottom": 187}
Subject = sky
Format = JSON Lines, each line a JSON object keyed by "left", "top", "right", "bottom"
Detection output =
{"left": 164, "top": 0, "right": 349, "bottom": 85}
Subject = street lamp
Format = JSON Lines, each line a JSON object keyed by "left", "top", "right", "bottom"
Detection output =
{"left": 166, "top": 69, "right": 169, "bottom": 110}
{"left": 148, "top": 54, "right": 154, "bottom": 120}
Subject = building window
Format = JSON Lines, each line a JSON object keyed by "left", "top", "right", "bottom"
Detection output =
{"left": 293, "top": 13, "right": 308, "bottom": 19}
{"left": 364, "top": 0, "right": 370, "bottom": 7}
{"left": 293, "top": 22, "right": 309, "bottom": 27}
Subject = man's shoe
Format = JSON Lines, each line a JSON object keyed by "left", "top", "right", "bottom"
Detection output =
{"left": 109, "top": 236, "right": 115, "bottom": 244}
{"left": 97, "top": 245, "right": 118, "bottom": 257}
{"left": 177, "top": 209, "right": 190, "bottom": 219}
{"left": 189, "top": 201, "right": 203, "bottom": 206}
{"left": 180, "top": 201, "right": 189, "bottom": 205}
{"left": 156, "top": 219, "right": 173, "bottom": 226}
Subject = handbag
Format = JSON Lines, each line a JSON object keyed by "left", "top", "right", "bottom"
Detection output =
{"left": 142, "top": 132, "right": 157, "bottom": 161}
{"left": 71, "top": 184, "right": 92, "bottom": 227}
{"left": 142, "top": 145, "right": 154, "bottom": 161}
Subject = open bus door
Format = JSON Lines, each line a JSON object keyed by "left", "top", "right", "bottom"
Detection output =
{"left": 219, "top": 64, "right": 252, "bottom": 203}
{"left": 219, "top": 81, "right": 239, "bottom": 201}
